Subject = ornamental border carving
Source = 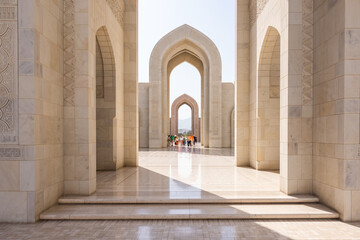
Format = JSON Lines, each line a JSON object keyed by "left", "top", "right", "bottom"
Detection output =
{"left": 63, "top": 0, "right": 75, "bottom": 106}
{"left": 0, "top": 146, "right": 23, "bottom": 160}
{"left": 106, "top": 0, "right": 124, "bottom": 26}
{"left": 249, "top": 0, "right": 269, "bottom": 26}
{"left": 0, "top": 2, "right": 18, "bottom": 144}
{"left": 302, "top": 0, "right": 313, "bottom": 106}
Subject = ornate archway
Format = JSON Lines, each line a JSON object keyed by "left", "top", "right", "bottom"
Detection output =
{"left": 170, "top": 94, "right": 200, "bottom": 140}
{"left": 149, "top": 24, "right": 222, "bottom": 148}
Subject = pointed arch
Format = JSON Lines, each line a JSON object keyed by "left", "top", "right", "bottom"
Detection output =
{"left": 95, "top": 26, "right": 117, "bottom": 170}
{"left": 255, "top": 26, "right": 281, "bottom": 170}
{"left": 171, "top": 94, "right": 200, "bottom": 140}
{"left": 149, "top": 24, "right": 222, "bottom": 148}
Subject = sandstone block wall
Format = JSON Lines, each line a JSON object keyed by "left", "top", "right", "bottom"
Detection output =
{"left": 0, "top": 0, "right": 64, "bottom": 222}
{"left": 139, "top": 83, "right": 149, "bottom": 148}
{"left": 313, "top": 0, "right": 360, "bottom": 221}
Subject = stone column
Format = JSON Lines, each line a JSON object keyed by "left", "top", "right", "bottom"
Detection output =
{"left": 235, "top": 0, "right": 250, "bottom": 166}
{"left": 280, "top": 0, "right": 313, "bottom": 194}
{"left": 63, "top": 0, "right": 96, "bottom": 195}
{"left": 123, "top": 0, "right": 138, "bottom": 166}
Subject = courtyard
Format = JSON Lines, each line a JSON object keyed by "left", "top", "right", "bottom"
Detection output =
{"left": 1, "top": 0, "right": 360, "bottom": 238}
{"left": 1, "top": 147, "right": 360, "bottom": 239}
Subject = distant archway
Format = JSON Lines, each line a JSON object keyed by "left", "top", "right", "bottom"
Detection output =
{"left": 171, "top": 94, "right": 200, "bottom": 141}
{"left": 149, "top": 24, "right": 222, "bottom": 148}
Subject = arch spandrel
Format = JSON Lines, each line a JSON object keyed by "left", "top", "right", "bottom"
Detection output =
{"left": 167, "top": 51, "right": 204, "bottom": 77}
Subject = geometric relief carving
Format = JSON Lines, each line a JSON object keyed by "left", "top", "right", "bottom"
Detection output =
{"left": 249, "top": 0, "right": 270, "bottom": 26}
{"left": 64, "top": 0, "right": 75, "bottom": 106}
{"left": 0, "top": 146, "right": 22, "bottom": 159}
{"left": 0, "top": 6, "right": 16, "bottom": 20}
{"left": 105, "top": 0, "right": 124, "bottom": 26}
{"left": 0, "top": 14, "right": 17, "bottom": 143}
{"left": 302, "top": 0, "right": 313, "bottom": 106}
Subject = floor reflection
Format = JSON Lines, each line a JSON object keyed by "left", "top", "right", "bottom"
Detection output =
{"left": 140, "top": 144, "right": 235, "bottom": 156}
{"left": 91, "top": 147, "right": 281, "bottom": 202}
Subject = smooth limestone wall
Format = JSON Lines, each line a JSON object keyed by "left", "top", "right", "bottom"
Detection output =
{"left": 139, "top": 83, "right": 149, "bottom": 148}
{"left": 95, "top": 35, "right": 116, "bottom": 170}
{"left": 0, "top": 0, "right": 64, "bottom": 223}
{"left": 29, "top": 0, "right": 64, "bottom": 222}
{"left": 63, "top": 0, "right": 128, "bottom": 195}
{"left": 248, "top": 0, "right": 314, "bottom": 194}
{"left": 249, "top": 0, "right": 282, "bottom": 170}
{"left": 313, "top": 0, "right": 360, "bottom": 221}
{"left": 222, "top": 83, "right": 235, "bottom": 148}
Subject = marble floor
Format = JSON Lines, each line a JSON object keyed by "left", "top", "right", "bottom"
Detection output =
{"left": 59, "top": 146, "right": 315, "bottom": 204}
{"left": 1, "top": 220, "right": 360, "bottom": 239}
{"left": 3, "top": 147, "right": 360, "bottom": 239}
{"left": 91, "top": 147, "right": 281, "bottom": 200}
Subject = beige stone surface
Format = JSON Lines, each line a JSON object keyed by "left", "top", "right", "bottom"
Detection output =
{"left": 1, "top": 220, "right": 360, "bottom": 240}
{"left": 139, "top": 83, "right": 149, "bottom": 148}
{"left": 2, "top": 0, "right": 360, "bottom": 224}
{"left": 95, "top": 27, "right": 116, "bottom": 170}
{"left": 222, "top": 83, "right": 235, "bottom": 148}
{"left": 0, "top": 0, "right": 66, "bottom": 223}
{"left": 313, "top": 0, "right": 360, "bottom": 221}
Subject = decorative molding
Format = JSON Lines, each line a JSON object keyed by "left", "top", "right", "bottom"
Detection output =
{"left": 106, "top": 0, "right": 124, "bottom": 26}
{"left": 0, "top": 146, "right": 22, "bottom": 159}
{"left": 249, "top": 0, "right": 269, "bottom": 26}
{"left": 63, "top": 0, "right": 75, "bottom": 106}
{"left": 0, "top": 6, "right": 16, "bottom": 20}
{"left": 0, "top": 0, "right": 17, "bottom": 6}
{"left": 0, "top": 3, "right": 18, "bottom": 144}
{"left": 302, "top": 0, "right": 313, "bottom": 106}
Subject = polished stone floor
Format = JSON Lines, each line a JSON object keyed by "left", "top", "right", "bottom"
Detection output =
{"left": 2, "top": 147, "right": 360, "bottom": 239}
{"left": 1, "top": 220, "right": 360, "bottom": 239}
{"left": 58, "top": 146, "right": 315, "bottom": 204}
{"left": 96, "top": 146, "right": 280, "bottom": 199}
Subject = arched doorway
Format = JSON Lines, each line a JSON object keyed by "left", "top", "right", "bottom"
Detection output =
{"left": 95, "top": 26, "right": 116, "bottom": 170}
{"left": 170, "top": 94, "right": 200, "bottom": 141}
{"left": 256, "top": 26, "right": 280, "bottom": 170}
{"left": 149, "top": 24, "right": 222, "bottom": 148}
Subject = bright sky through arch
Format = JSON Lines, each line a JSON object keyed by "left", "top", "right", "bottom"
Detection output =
{"left": 139, "top": 0, "right": 235, "bottom": 118}
{"left": 170, "top": 63, "right": 201, "bottom": 119}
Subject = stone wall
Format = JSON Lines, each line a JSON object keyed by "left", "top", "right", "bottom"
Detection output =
{"left": 0, "top": 0, "right": 137, "bottom": 223}
{"left": 63, "top": 0, "right": 131, "bottom": 195}
{"left": 249, "top": 0, "right": 282, "bottom": 170}
{"left": 139, "top": 83, "right": 149, "bottom": 148}
{"left": 247, "top": 0, "right": 314, "bottom": 194}
{"left": 0, "top": 0, "right": 64, "bottom": 222}
{"left": 222, "top": 83, "right": 235, "bottom": 148}
{"left": 95, "top": 29, "right": 116, "bottom": 171}
{"left": 313, "top": 0, "right": 360, "bottom": 221}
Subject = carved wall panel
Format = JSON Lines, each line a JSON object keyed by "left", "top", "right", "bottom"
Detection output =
{"left": 302, "top": 0, "right": 313, "bottom": 106}
{"left": 249, "top": 0, "right": 269, "bottom": 26}
{"left": 106, "top": 0, "right": 124, "bottom": 26}
{"left": 0, "top": 0, "right": 18, "bottom": 144}
{"left": 64, "top": 0, "right": 75, "bottom": 106}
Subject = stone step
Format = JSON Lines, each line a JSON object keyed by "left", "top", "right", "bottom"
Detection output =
{"left": 58, "top": 192, "right": 319, "bottom": 204}
{"left": 40, "top": 203, "right": 339, "bottom": 220}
